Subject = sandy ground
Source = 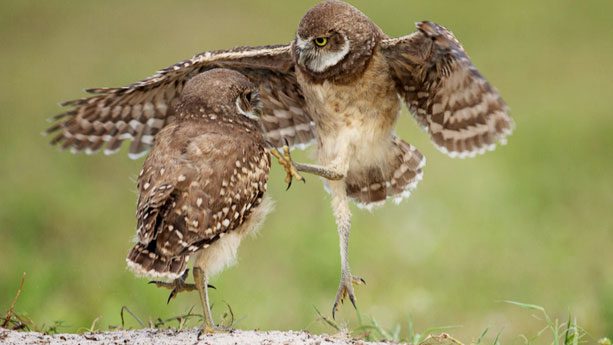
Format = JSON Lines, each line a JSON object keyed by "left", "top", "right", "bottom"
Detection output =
{"left": 0, "top": 328, "right": 412, "bottom": 345}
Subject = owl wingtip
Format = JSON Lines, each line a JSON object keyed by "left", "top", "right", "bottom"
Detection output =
{"left": 128, "top": 151, "right": 148, "bottom": 160}
{"left": 125, "top": 258, "right": 184, "bottom": 281}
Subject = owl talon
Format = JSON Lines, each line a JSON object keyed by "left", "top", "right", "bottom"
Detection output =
{"left": 270, "top": 144, "right": 305, "bottom": 190}
{"left": 331, "top": 274, "right": 365, "bottom": 319}
{"left": 197, "top": 324, "right": 222, "bottom": 339}
{"left": 148, "top": 269, "right": 214, "bottom": 304}
{"left": 197, "top": 321, "right": 232, "bottom": 339}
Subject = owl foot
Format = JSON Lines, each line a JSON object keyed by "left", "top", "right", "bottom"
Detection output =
{"left": 197, "top": 323, "right": 226, "bottom": 339}
{"left": 197, "top": 317, "right": 233, "bottom": 339}
{"left": 148, "top": 269, "right": 215, "bottom": 304}
{"left": 332, "top": 274, "right": 366, "bottom": 319}
{"left": 270, "top": 143, "right": 305, "bottom": 190}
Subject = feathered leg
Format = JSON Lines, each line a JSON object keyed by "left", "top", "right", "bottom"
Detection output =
{"left": 328, "top": 180, "right": 366, "bottom": 319}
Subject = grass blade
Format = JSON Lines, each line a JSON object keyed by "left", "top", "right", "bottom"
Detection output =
{"left": 475, "top": 328, "right": 488, "bottom": 344}
{"left": 503, "top": 300, "right": 545, "bottom": 312}
{"left": 119, "top": 306, "right": 144, "bottom": 328}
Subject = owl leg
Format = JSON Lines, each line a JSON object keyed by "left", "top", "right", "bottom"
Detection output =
{"left": 194, "top": 267, "right": 217, "bottom": 338}
{"left": 328, "top": 180, "right": 366, "bottom": 319}
{"left": 148, "top": 269, "right": 214, "bottom": 304}
{"left": 294, "top": 162, "right": 344, "bottom": 181}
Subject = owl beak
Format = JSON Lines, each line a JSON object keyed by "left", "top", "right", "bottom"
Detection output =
{"left": 297, "top": 49, "right": 308, "bottom": 66}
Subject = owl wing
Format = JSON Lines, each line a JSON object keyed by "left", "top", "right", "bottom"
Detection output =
{"left": 152, "top": 130, "right": 270, "bottom": 258}
{"left": 127, "top": 123, "right": 270, "bottom": 279}
{"left": 345, "top": 136, "right": 425, "bottom": 209}
{"left": 47, "top": 44, "right": 314, "bottom": 159}
{"left": 382, "top": 21, "right": 514, "bottom": 158}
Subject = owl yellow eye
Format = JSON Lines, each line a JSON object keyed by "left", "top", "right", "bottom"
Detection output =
{"left": 314, "top": 37, "right": 328, "bottom": 47}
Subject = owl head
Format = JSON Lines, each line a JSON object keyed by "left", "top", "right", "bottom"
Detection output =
{"left": 293, "top": 0, "right": 384, "bottom": 83}
{"left": 180, "top": 69, "right": 262, "bottom": 120}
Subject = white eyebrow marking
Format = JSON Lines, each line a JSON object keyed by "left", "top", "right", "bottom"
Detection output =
{"left": 309, "top": 34, "right": 351, "bottom": 73}
{"left": 235, "top": 97, "right": 258, "bottom": 120}
{"left": 295, "top": 36, "right": 309, "bottom": 49}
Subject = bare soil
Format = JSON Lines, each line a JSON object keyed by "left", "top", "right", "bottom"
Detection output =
{"left": 0, "top": 328, "right": 405, "bottom": 345}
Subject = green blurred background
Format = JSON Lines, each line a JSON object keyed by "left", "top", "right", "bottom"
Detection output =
{"left": 1, "top": 0, "right": 612, "bottom": 342}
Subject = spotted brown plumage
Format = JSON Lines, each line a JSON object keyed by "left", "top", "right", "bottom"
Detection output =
{"left": 345, "top": 137, "right": 425, "bottom": 209}
{"left": 382, "top": 21, "right": 514, "bottom": 158}
{"left": 125, "top": 69, "right": 273, "bottom": 333}
{"left": 126, "top": 125, "right": 270, "bottom": 278}
{"left": 47, "top": 45, "right": 314, "bottom": 158}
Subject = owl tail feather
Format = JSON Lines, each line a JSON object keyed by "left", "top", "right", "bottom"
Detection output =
{"left": 126, "top": 243, "right": 188, "bottom": 280}
{"left": 346, "top": 137, "right": 425, "bottom": 210}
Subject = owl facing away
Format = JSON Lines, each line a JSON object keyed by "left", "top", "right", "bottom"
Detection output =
{"left": 126, "top": 69, "right": 273, "bottom": 334}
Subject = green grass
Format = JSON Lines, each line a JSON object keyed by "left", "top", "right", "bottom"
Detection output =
{"left": 1, "top": 0, "right": 612, "bottom": 343}
{"left": 313, "top": 301, "right": 607, "bottom": 344}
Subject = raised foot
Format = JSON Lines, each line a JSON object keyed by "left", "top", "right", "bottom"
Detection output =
{"left": 270, "top": 142, "right": 305, "bottom": 190}
{"left": 149, "top": 269, "right": 214, "bottom": 304}
{"left": 332, "top": 274, "right": 366, "bottom": 319}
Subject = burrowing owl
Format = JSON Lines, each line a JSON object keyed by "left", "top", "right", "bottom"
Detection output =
{"left": 48, "top": 1, "right": 513, "bottom": 317}
{"left": 126, "top": 69, "right": 275, "bottom": 334}
{"left": 292, "top": 2, "right": 512, "bottom": 316}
